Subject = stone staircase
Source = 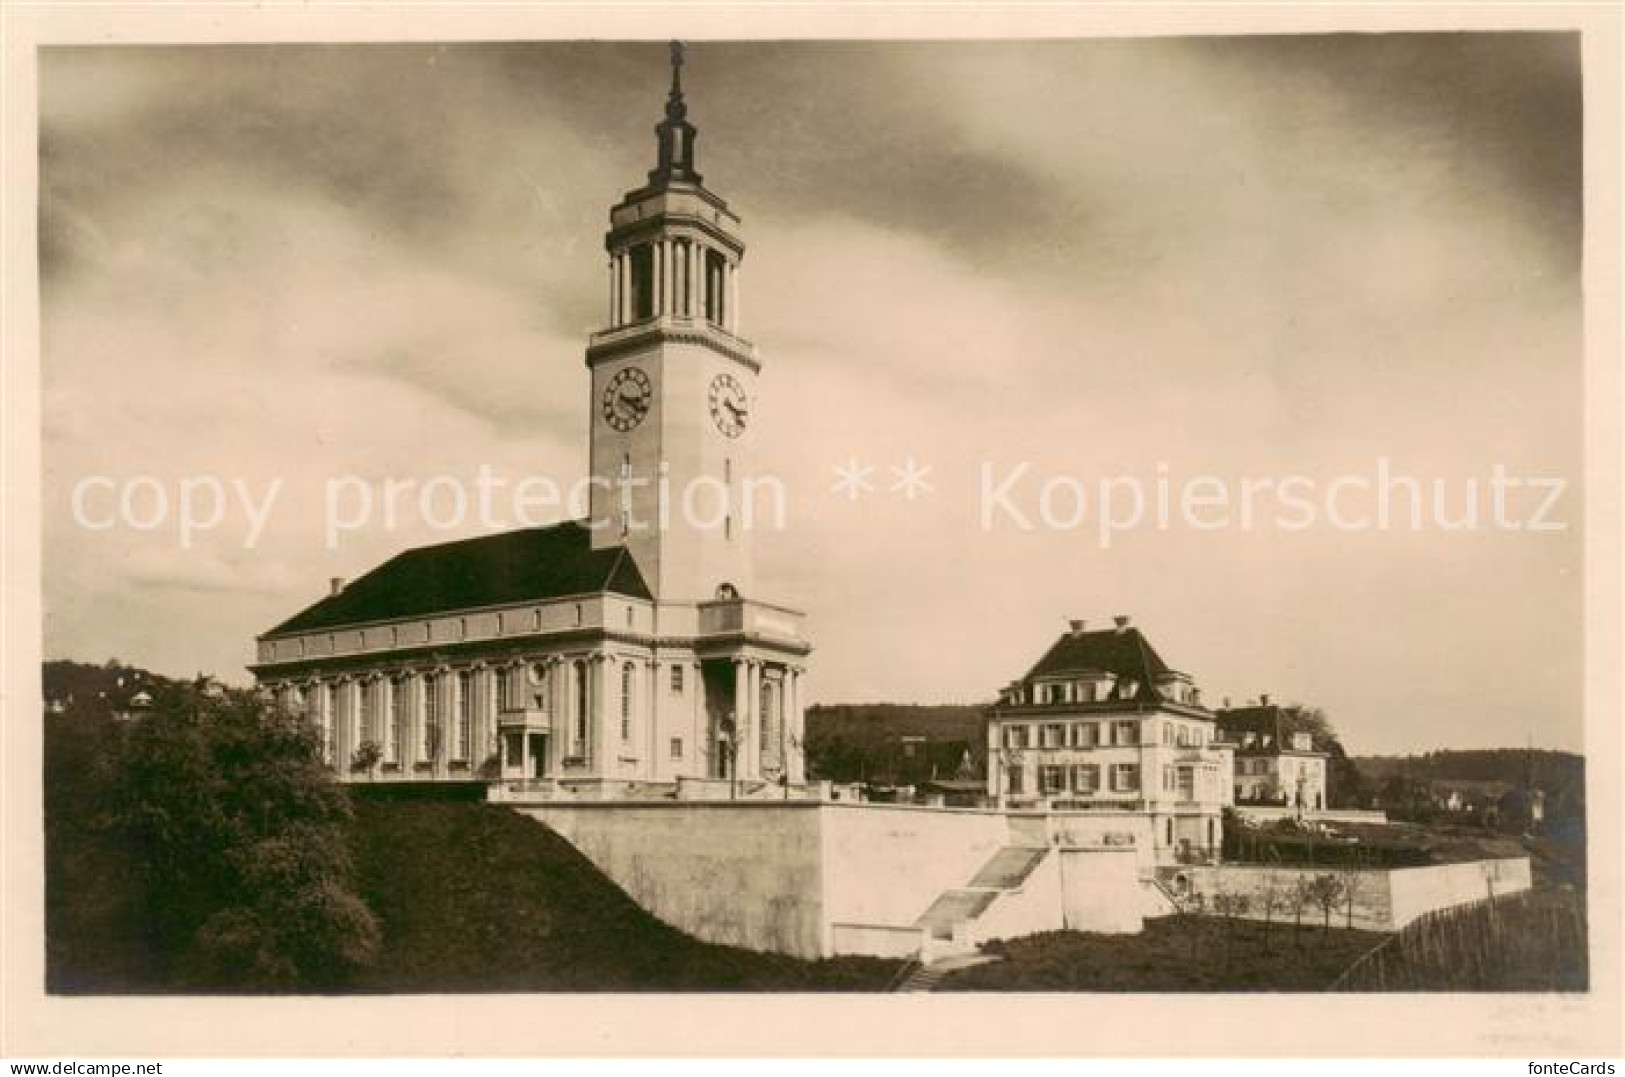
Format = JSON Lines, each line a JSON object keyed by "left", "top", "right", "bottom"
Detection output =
{"left": 913, "top": 845, "right": 1050, "bottom": 960}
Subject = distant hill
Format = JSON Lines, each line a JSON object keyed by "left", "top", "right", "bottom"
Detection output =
{"left": 1354, "top": 748, "right": 1583, "bottom": 790}
{"left": 805, "top": 703, "right": 988, "bottom": 785}
{"left": 42, "top": 659, "right": 189, "bottom": 716}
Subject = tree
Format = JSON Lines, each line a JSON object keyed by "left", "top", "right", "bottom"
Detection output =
{"left": 1257, "top": 870, "right": 1288, "bottom": 955}
{"left": 1210, "top": 885, "right": 1251, "bottom": 969}
{"left": 113, "top": 683, "right": 380, "bottom": 989}
{"left": 1304, "top": 873, "right": 1346, "bottom": 935}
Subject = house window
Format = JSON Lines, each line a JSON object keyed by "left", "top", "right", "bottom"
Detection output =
{"left": 1071, "top": 764, "right": 1100, "bottom": 794}
{"left": 454, "top": 671, "right": 472, "bottom": 761}
{"left": 1006, "top": 765, "right": 1025, "bottom": 795}
{"left": 671, "top": 665, "right": 684, "bottom": 693}
{"left": 1003, "top": 724, "right": 1030, "bottom": 750}
{"left": 1039, "top": 765, "right": 1067, "bottom": 795}
{"left": 621, "top": 663, "right": 634, "bottom": 741}
{"left": 670, "top": 737, "right": 684, "bottom": 760}
{"left": 1113, "top": 720, "right": 1138, "bottom": 746}
{"left": 1162, "top": 723, "right": 1175, "bottom": 746}
{"left": 423, "top": 674, "right": 440, "bottom": 758}
{"left": 1163, "top": 765, "right": 1177, "bottom": 793}
{"left": 1111, "top": 763, "right": 1140, "bottom": 793}
{"left": 1042, "top": 723, "right": 1067, "bottom": 749}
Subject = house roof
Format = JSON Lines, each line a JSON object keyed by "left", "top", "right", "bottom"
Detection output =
{"left": 264, "top": 521, "right": 651, "bottom": 637}
{"left": 1021, "top": 626, "right": 1176, "bottom": 703}
{"left": 1215, "top": 704, "right": 1322, "bottom": 753}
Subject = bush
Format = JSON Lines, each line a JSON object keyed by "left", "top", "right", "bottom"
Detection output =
{"left": 113, "top": 687, "right": 380, "bottom": 990}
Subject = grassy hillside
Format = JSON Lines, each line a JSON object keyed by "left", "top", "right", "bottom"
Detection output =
{"left": 344, "top": 796, "right": 898, "bottom": 992}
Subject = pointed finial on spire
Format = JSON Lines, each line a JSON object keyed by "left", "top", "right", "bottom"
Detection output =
{"left": 650, "top": 39, "right": 701, "bottom": 186}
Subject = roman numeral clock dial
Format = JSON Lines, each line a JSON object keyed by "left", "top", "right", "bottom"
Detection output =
{"left": 709, "top": 373, "right": 749, "bottom": 438}
{"left": 602, "top": 366, "right": 652, "bottom": 432}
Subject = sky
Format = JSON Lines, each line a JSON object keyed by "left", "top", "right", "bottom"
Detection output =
{"left": 39, "top": 35, "right": 1584, "bottom": 754}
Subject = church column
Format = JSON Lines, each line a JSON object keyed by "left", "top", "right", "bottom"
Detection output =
{"left": 663, "top": 240, "right": 677, "bottom": 319}
{"left": 785, "top": 667, "right": 803, "bottom": 785}
{"left": 745, "top": 660, "right": 762, "bottom": 781}
{"left": 730, "top": 657, "right": 747, "bottom": 782}
{"left": 652, "top": 241, "right": 665, "bottom": 316}
{"left": 690, "top": 242, "right": 705, "bottom": 320}
{"left": 607, "top": 257, "right": 618, "bottom": 327}
{"left": 590, "top": 654, "right": 607, "bottom": 776}
{"left": 646, "top": 657, "right": 661, "bottom": 780}
{"left": 616, "top": 254, "right": 630, "bottom": 326}
{"left": 727, "top": 262, "right": 740, "bottom": 333}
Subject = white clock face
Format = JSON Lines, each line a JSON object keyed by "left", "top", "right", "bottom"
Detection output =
{"left": 708, "top": 373, "right": 748, "bottom": 438}
{"left": 602, "top": 367, "right": 652, "bottom": 432}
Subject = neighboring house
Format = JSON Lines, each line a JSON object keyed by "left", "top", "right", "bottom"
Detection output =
{"left": 252, "top": 51, "right": 812, "bottom": 797}
{"left": 112, "top": 689, "right": 153, "bottom": 723}
{"left": 1429, "top": 779, "right": 1543, "bottom": 829}
{"left": 1216, "top": 698, "right": 1330, "bottom": 813}
{"left": 985, "top": 616, "right": 1234, "bottom": 862}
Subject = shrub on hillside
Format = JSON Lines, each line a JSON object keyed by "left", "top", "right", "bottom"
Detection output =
{"left": 113, "top": 687, "right": 380, "bottom": 990}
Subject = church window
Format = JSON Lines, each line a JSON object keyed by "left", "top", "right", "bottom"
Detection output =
{"left": 671, "top": 665, "right": 684, "bottom": 693}
{"left": 532, "top": 609, "right": 542, "bottom": 631}
{"left": 574, "top": 660, "right": 589, "bottom": 754}
{"left": 357, "top": 679, "right": 375, "bottom": 746}
{"left": 388, "top": 677, "right": 408, "bottom": 763}
{"left": 574, "top": 603, "right": 583, "bottom": 626}
{"left": 320, "top": 684, "right": 336, "bottom": 764}
{"left": 423, "top": 674, "right": 440, "bottom": 758}
{"left": 621, "top": 662, "right": 634, "bottom": 741}
{"left": 454, "top": 671, "right": 472, "bottom": 761}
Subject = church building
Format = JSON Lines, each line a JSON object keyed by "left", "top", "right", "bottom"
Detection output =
{"left": 252, "top": 45, "right": 812, "bottom": 797}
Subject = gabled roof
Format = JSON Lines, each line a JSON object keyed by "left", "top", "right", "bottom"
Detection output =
{"left": 1021, "top": 626, "right": 1175, "bottom": 703}
{"left": 1217, "top": 705, "right": 1324, "bottom": 753}
{"left": 264, "top": 521, "right": 650, "bottom": 637}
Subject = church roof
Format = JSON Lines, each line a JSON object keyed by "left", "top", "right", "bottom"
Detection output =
{"left": 1020, "top": 625, "right": 1175, "bottom": 703}
{"left": 263, "top": 521, "right": 651, "bottom": 638}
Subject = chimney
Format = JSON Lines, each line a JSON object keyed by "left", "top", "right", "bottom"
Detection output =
{"left": 1113, "top": 614, "right": 1131, "bottom": 633}
{"left": 1068, "top": 619, "right": 1087, "bottom": 636}
{"left": 1260, "top": 692, "right": 1271, "bottom": 706}
{"left": 329, "top": 577, "right": 346, "bottom": 597}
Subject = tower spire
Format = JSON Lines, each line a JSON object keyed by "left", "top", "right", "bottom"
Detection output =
{"left": 650, "top": 39, "right": 701, "bottom": 186}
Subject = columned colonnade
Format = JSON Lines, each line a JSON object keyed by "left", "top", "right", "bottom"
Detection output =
{"left": 607, "top": 234, "right": 740, "bottom": 333}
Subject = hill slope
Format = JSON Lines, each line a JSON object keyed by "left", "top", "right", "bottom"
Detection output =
{"left": 344, "top": 796, "right": 898, "bottom": 992}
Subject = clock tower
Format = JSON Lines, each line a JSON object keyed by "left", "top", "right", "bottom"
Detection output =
{"left": 586, "top": 42, "right": 758, "bottom": 604}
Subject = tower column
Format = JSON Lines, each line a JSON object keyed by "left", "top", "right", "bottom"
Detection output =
{"left": 690, "top": 242, "right": 704, "bottom": 319}
{"left": 607, "top": 257, "right": 618, "bottom": 327}
{"left": 616, "top": 253, "right": 630, "bottom": 325}
{"left": 728, "top": 262, "right": 741, "bottom": 333}
{"left": 653, "top": 241, "right": 665, "bottom": 316}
